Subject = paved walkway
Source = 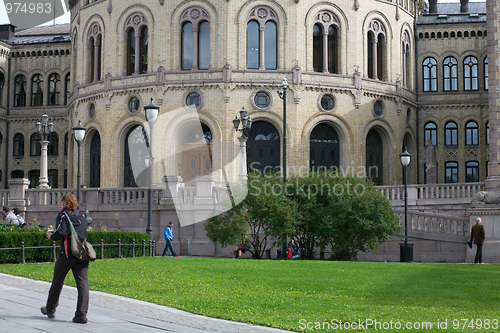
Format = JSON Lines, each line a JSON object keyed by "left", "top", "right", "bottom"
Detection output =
{"left": 0, "top": 273, "right": 294, "bottom": 333}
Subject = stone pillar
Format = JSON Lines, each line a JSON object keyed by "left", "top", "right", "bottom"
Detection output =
{"left": 161, "top": 176, "right": 182, "bottom": 205}
{"left": 38, "top": 140, "right": 50, "bottom": 189}
{"left": 322, "top": 30, "right": 328, "bottom": 73}
{"left": 194, "top": 175, "right": 215, "bottom": 205}
{"left": 93, "top": 37, "right": 100, "bottom": 82}
{"left": 238, "top": 136, "right": 248, "bottom": 180}
{"left": 259, "top": 26, "right": 265, "bottom": 70}
{"left": 467, "top": 208, "right": 500, "bottom": 263}
{"left": 134, "top": 29, "right": 141, "bottom": 74}
{"left": 8, "top": 179, "right": 30, "bottom": 210}
{"left": 192, "top": 26, "right": 199, "bottom": 70}
{"left": 485, "top": 0, "right": 500, "bottom": 190}
{"left": 371, "top": 39, "right": 378, "bottom": 79}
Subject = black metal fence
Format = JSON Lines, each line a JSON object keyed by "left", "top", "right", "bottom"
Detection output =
{"left": 0, "top": 239, "right": 156, "bottom": 264}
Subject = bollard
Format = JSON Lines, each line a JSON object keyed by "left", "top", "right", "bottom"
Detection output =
{"left": 21, "top": 241, "right": 25, "bottom": 264}
{"left": 277, "top": 249, "right": 282, "bottom": 259}
{"left": 100, "top": 239, "right": 104, "bottom": 259}
{"left": 52, "top": 241, "right": 57, "bottom": 262}
{"left": 320, "top": 251, "right": 325, "bottom": 260}
{"left": 265, "top": 249, "right": 271, "bottom": 259}
{"left": 118, "top": 239, "right": 122, "bottom": 258}
{"left": 132, "top": 239, "right": 135, "bottom": 258}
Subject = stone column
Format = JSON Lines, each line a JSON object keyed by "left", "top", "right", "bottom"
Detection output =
{"left": 192, "top": 26, "right": 199, "bottom": 70}
{"left": 93, "top": 37, "right": 100, "bottom": 82}
{"left": 371, "top": 39, "right": 378, "bottom": 79}
{"left": 322, "top": 30, "right": 328, "bottom": 73}
{"left": 134, "top": 29, "right": 141, "bottom": 74}
{"left": 485, "top": 0, "right": 500, "bottom": 189}
{"left": 38, "top": 140, "right": 50, "bottom": 189}
{"left": 259, "top": 26, "right": 265, "bottom": 70}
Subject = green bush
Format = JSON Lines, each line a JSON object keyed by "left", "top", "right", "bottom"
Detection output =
{"left": 0, "top": 226, "right": 150, "bottom": 263}
{"left": 87, "top": 231, "right": 150, "bottom": 258}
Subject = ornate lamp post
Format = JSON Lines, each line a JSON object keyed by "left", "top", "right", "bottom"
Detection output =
{"left": 35, "top": 114, "right": 55, "bottom": 188}
{"left": 400, "top": 147, "right": 413, "bottom": 262}
{"left": 233, "top": 106, "right": 253, "bottom": 178}
{"left": 277, "top": 78, "right": 288, "bottom": 258}
{"left": 277, "top": 78, "right": 288, "bottom": 181}
{"left": 72, "top": 121, "right": 86, "bottom": 203}
{"left": 144, "top": 98, "right": 159, "bottom": 241}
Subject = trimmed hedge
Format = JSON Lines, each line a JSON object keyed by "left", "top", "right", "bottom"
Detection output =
{"left": 0, "top": 227, "right": 151, "bottom": 263}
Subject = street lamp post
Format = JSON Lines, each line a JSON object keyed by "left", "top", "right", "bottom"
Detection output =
{"left": 277, "top": 78, "right": 288, "bottom": 258}
{"left": 72, "top": 121, "right": 86, "bottom": 204}
{"left": 35, "top": 114, "right": 55, "bottom": 188}
{"left": 277, "top": 78, "right": 288, "bottom": 181}
{"left": 144, "top": 98, "right": 159, "bottom": 241}
{"left": 233, "top": 106, "right": 253, "bottom": 178}
{"left": 399, "top": 147, "right": 413, "bottom": 262}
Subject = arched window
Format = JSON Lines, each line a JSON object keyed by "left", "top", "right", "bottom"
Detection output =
{"left": 401, "top": 31, "right": 411, "bottom": 87}
{"left": 13, "top": 133, "right": 24, "bottom": 157}
{"left": 30, "top": 133, "right": 41, "bottom": 156}
{"left": 11, "top": 170, "right": 24, "bottom": 178}
{"left": 464, "top": 56, "right": 478, "bottom": 91}
{"left": 312, "top": 11, "right": 339, "bottom": 73}
{"left": 48, "top": 169, "right": 58, "bottom": 188}
{"left": 48, "top": 132, "right": 58, "bottom": 156}
{"left": 48, "top": 73, "right": 61, "bottom": 105}
{"left": 466, "top": 121, "right": 479, "bottom": 146}
{"left": 247, "top": 121, "right": 280, "bottom": 175}
{"left": 443, "top": 57, "right": 458, "bottom": 91}
{"left": 14, "top": 74, "right": 26, "bottom": 107}
{"left": 88, "top": 23, "right": 102, "bottom": 82}
{"left": 28, "top": 170, "right": 40, "bottom": 188}
{"left": 424, "top": 122, "right": 437, "bottom": 146}
{"left": 31, "top": 74, "right": 43, "bottom": 106}
{"left": 90, "top": 132, "right": 101, "bottom": 188}
{"left": 484, "top": 57, "right": 488, "bottom": 91}
{"left": 124, "top": 125, "right": 148, "bottom": 187}
{"left": 125, "top": 14, "right": 148, "bottom": 75}
{"left": 181, "top": 8, "right": 210, "bottom": 70}
{"left": 444, "top": 121, "right": 458, "bottom": 146}
{"left": 422, "top": 57, "right": 437, "bottom": 92}
{"left": 367, "top": 20, "right": 386, "bottom": 80}
{"left": 64, "top": 73, "right": 70, "bottom": 105}
{"left": 466, "top": 161, "right": 479, "bottom": 182}
{"left": 310, "top": 124, "right": 339, "bottom": 171}
{"left": 247, "top": 7, "right": 278, "bottom": 70}
{"left": 445, "top": 162, "right": 458, "bottom": 183}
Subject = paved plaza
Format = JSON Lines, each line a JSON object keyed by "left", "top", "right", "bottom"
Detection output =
{"left": 0, "top": 273, "right": 293, "bottom": 333}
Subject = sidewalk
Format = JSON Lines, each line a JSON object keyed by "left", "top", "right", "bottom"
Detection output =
{"left": 0, "top": 273, "right": 294, "bottom": 333}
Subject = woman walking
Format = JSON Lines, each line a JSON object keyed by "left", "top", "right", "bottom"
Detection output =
{"left": 41, "top": 193, "right": 89, "bottom": 323}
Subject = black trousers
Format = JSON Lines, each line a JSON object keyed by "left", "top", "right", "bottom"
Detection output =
{"left": 46, "top": 255, "right": 89, "bottom": 320}
{"left": 474, "top": 244, "right": 483, "bottom": 264}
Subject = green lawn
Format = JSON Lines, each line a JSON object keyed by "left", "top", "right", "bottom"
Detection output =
{"left": 1, "top": 257, "right": 499, "bottom": 332}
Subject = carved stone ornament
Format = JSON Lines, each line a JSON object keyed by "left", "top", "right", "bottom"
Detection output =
{"left": 257, "top": 8, "right": 268, "bottom": 19}
{"left": 322, "top": 13, "right": 331, "bottom": 23}
{"left": 471, "top": 185, "right": 500, "bottom": 206}
{"left": 191, "top": 9, "right": 200, "bottom": 19}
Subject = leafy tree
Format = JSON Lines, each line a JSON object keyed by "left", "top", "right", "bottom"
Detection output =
{"left": 312, "top": 172, "right": 400, "bottom": 260}
{"left": 205, "top": 173, "right": 298, "bottom": 258}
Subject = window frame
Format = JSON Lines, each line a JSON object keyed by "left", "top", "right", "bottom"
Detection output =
{"left": 463, "top": 56, "right": 478, "bottom": 91}
{"left": 443, "top": 56, "right": 458, "bottom": 92}
{"left": 444, "top": 121, "right": 458, "bottom": 146}
{"left": 465, "top": 121, "right": 479, "bottom": 146}
{"left": 445, "top": 161, "right": 458, "bottom": 183}
{"left": 424, "top": 122, "right": 437, "bottom": 146}
{"left": 423, "top": 57, "right": 437, "bottom": 92}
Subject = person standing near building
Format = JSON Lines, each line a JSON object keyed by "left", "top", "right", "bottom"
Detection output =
{"left": 162, "top": 222, "right": 178, "bottom": 257}
{"left": 470, "top": 217, "right": 485, "bottom": 264}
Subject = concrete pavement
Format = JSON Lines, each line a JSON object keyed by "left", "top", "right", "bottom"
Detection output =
{"left": 0, "top": 273, "right": 293, "bottom": 333}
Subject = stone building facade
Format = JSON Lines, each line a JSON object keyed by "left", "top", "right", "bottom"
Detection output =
{"left": 0, "top": 0, "right": 493, "bottom": 192}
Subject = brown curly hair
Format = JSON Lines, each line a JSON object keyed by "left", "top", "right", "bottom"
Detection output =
{"left": 62, "top": 193, "right": 79, "bottom": 211}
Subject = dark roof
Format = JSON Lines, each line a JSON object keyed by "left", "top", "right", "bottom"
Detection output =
{"left": 6, "top": 24, "right": 71, "bottom": 46}
{"left": 417, "top": 2, "right": 486, "bottom": 25}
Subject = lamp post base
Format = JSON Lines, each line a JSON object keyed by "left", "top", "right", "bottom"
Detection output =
{"left": 400, "top": 243, "right": 414, "bottom": 262}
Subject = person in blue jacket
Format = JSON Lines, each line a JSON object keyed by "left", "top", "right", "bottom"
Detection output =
{"left": 162, "top": 222, "right": 178, "bottom": 257}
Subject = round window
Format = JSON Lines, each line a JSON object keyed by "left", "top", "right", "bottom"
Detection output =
{"left": 320, "top": 95, "right": 335, "bottom": 111}
{"left": 128, "top": 97, "right": 140, "bottom": 113}
{"left": 374, "top": 101, "right": 383, "bottom": 117}
{"left": 89, "top": 103, "right": 95, "bottom": 119}
{"left": 254, "top": 92, "right": 270, "bottom": 108}
{"left": 186, "top": 93, "right": 201, "bottom": 109}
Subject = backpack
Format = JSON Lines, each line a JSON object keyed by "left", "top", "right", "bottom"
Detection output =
{"left": 63, "top": 211, "right": 96, "bottom": 261}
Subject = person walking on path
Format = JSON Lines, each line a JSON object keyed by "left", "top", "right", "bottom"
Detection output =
{"left": 41, "top": 193, "right": 89, "bottom": 323}
{"left": 470, "top": 217, "right": 485, "bottom": 264}
{"left": 162, "top": 222, "right": 178, "bottom": 257}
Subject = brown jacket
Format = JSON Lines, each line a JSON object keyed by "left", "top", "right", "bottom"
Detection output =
{"left": 470, "top": 223, "right": 485, "bottom": 244}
